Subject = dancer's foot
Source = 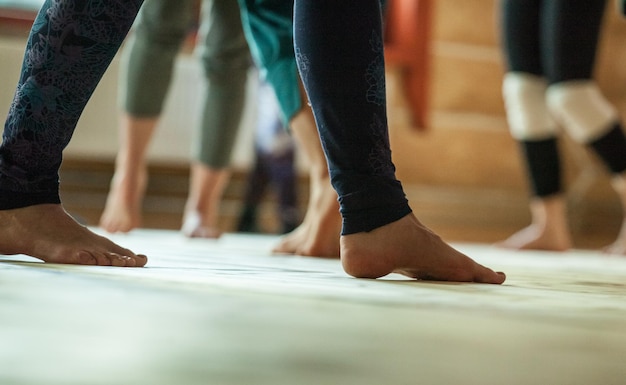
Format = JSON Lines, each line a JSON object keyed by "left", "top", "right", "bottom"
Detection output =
{"left": 272, "top": 99, "right": 341, "bottom": 258}
{"left": 99, "top": 164, "right": 147, "bottom": 233}
{"left": 496, "top": 195, "right": 572, "bottom": 251}
{"left": 604, "top": 173, "right": 626, "bottom": 255}
{"left": 0, "top": 204, "right": 147, "bottom": 266}
{"left": 181, "top": 210, "right": 222, "bottom": 239}
{"left": 100, "top": 115, "right": 156, "bottom": 233}
{"left": 496, "top": 224, "right": 572, "bottom": 251}
{"left": 180, "top": 164, "right": 230, "bottom": 239}
{"left": 341, "top": 213, "right": 505, "bottom": 283}
{"left": 272, "top": 173, "right": 341, "bottom": 258}
{"left": 603, "top": 219, "right": 626, "bottom": 255}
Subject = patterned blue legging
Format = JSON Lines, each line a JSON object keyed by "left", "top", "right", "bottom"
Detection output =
{"left": 294, "top": 0, "right": 411, "bottom": 234}
{"left": 1, "top": 0, "right": 410, "bottom": 236}
{"left": 0, "top": 0, "right": 142, "bottom": 209}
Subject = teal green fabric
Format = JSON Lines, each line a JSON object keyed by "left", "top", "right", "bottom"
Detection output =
{"left": 238, "top": 0, "right": 302, "bottom": 124}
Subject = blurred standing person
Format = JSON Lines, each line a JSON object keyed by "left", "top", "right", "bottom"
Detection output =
{"left": 100, "top": 0, "right": 251, "bottom": 238}
{"left": 499, "top": 0, "right": 626, "bottom": 254}
{"left": 237, "top": 77, "right": 300, "bottom": 235}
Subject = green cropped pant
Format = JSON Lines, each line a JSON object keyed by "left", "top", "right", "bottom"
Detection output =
{"left": 120, "top": 0, "right": 251, "bottom": 168}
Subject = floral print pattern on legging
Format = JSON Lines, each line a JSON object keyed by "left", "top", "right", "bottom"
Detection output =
{"left": 294, "top": 0, "right": 411, "bottom": 234}
{"left": 0, "top": 0, "right": 142, "bottom": 209}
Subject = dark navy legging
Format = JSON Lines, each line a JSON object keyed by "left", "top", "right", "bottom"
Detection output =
{"left": 0, "top": 0, "right": 143, "bottom": 209}
{"left": 501, "top": 0, "right": 626, "bottom": 197}
{"left": 294, "top": 0, "right": 411, "bottom": 234}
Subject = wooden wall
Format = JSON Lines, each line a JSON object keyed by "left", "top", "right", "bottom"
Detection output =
{"left": 384, "top": 0, "right": 625, "bottom": 244}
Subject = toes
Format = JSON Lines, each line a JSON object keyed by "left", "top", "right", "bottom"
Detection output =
{"left": 93, "top": 251, "right": 113, "bottom": 266}
{"left": 115, "top": 247, "right": 148, "bottom": 267}
{"left": 474, "top": 266, "right": 506, "bottom": 284}
{"left": 68, "top": 250, "right": 146, "bottom": 267}
{"left": 133, "top": 254, "right": 148, "bottom": 267}
{"left": 106, "top": 252, "right": 148, "bottom": 267}
{"left": 108, "top": 253, "right": 132, "bottom": 267}
{"left": 77, "top": 251, "right": 97, "bottom": 265}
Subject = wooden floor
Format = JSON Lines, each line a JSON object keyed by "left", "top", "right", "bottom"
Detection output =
{"left": 1, "top": 229, "right": 625, "bottom": 385}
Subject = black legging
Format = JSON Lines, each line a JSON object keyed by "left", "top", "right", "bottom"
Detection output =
{"left": 294, "top": 0, "right": 411, "bottom": 234}
{"left": 502, "top": 0, "right": 606, "bottom": 84}
{"left": 0, "top": 0, "right": 142, "bottom": 209}
{"left": 501, "top": 0, "right": 626, "bottom": 197}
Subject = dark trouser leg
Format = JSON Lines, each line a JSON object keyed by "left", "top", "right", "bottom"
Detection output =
{"left": 589, "top": 125, "right": 626, "bottom": 175}
{"left": 267, "top": 149, "right": 299, "bottom": 234}
{"left": 520, "top": 139, "right": 562, "bottom": 197}
{"left": 501, "top": 0, "right": 562, "bottom": 198}
{"left": 0, "top": 0, "right": 143, "bottom": 209}
{"left": 237, "top": 150, "right": 269, "bottom": 233}
{"left": 293, "top": 0, "right": 410, "bottom": 235}
{"left": 541, "top": 0, "right": 626, "bottom": 176}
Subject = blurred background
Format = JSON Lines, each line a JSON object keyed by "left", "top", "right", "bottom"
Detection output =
{"left": 1, "top": 0, "right": 624, "bottom": 247}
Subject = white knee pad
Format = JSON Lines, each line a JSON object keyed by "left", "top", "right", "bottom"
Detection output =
{"left": 546, "top": 80, "right": 618, "bottom": 143}
{"left": 502, "top": 72, "right": 558, "bottom": 141}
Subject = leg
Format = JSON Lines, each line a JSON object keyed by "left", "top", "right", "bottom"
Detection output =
{"left": 181, "top": 0, "right": 251, "bottom": 238}
{"left": 237, "top": 149, "right": 269, "bottom": 233}
{"left": 99, "top": 115, "right": 155, "bottom": 232}
{"left": 294, "top": 0, "right": 505, "bottom": 282}
{"left": 181, "top": 163, "right": 231, "bottom": 238}
{"left": 0, "top": 0, "right": 146, "bottom": 266}
{"left": 497, "top": 0, "right": 572, "bottom": 251}
{"left": 498, "top": 73, "right": 572, "bottom": 250}
{"left": 100, "top": 0, "right": 195, "bottom": 233}
{"left": 238, "top": 79, "right": 282, "bottom": 234}
{"left": 542, "top": 0, "right": 626, "bottom": 253}
{"left": 268, "top": 147, "right": 299, "bottom": 234}
{"left": 273, "top": 99, "right": 342, "bottom": 257}
{"left": 239, "top": 0, "right": 342, "bottom": 257}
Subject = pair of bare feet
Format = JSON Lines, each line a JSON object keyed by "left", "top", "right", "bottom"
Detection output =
{"left": 99, "top": 147, "right": 342, "bottom": 256}
{"left": 99, "top": 142, "right": 227, "bottom": 239}
{"left": 98, "top": 115, "right": 226, "bottom": 239}
{"left": 497, "top": 174, "right": 626, "bottom": 255}
{"left": 0, "top": 203, "right": 505, "bottom": 283}
{"left": 99, "top": 164, "right": 226, "bottom": 239}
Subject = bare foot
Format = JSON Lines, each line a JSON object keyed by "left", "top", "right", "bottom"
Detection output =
{"left": 604, "top": 174, "right": 626, "bottom": 256}
{"left": 0, "top": 204, "right": 147, "bottom": 266}
{"left": 100, "top": 115, "right": 156, "bottom": 233}
{"left": 603, "top": 219, "right": 626, "bottom": 255}
{"left": 341, "top": 213, "right": 506, "bottom": 283}
{"left": 181, "top": 210, "right": 222, "bottom": 239}
{"left": 496, "top": 196, "right": 572, "bottom": 251}
{"left": 99, "top": 165, "right": 147, "bottom": 233}
{"left": 496, "top": 224, "right": 572, "bottom": 251}
{"left": 180, "top": 164, "right": 229, "bottom": 239}
{"left": 271, "top": 96, "right": 341, "bottom": 258}
{"left": 272, "top": 173, "right": 341, "bottom": 258}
